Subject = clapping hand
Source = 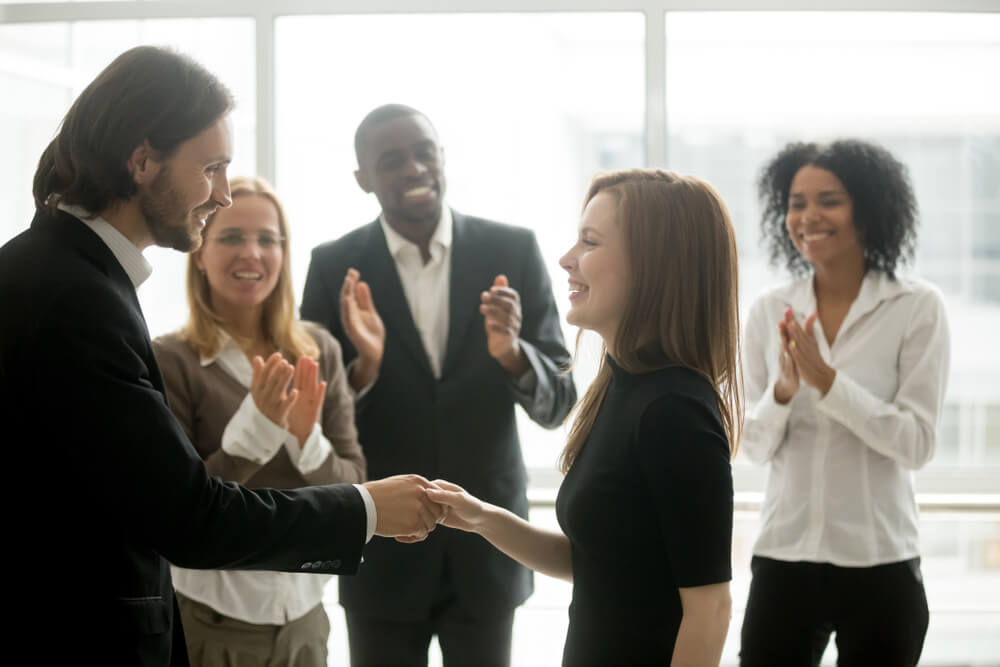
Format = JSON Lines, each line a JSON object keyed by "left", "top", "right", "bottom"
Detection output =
{"left": 286, "top": 356, "right": 326, "bottom": 446}
{"left": 340, "top": 268, "right": 385, "bottom": 390}
{"left": 480, "top": 274, "right": 530, "bottom": 377}
{"left": 780, "top": 308, "right": 836, "bottom": 398}
{"left": 250, "top": 352, "right": 299, "bottom": 427}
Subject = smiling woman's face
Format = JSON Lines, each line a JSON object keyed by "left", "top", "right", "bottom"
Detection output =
{"left": 559, "top": 190, "right": 630, "bottom": 347}
{"left": 786, "top": 165, "right": 862, "bottom": 269}
{"left": 195, "top": 193, "right": 284, "bottom": 316}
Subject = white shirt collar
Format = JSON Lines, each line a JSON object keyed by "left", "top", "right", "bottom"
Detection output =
{"left": 56, "top": 200, "right": 153, "bottom": 288}
{"left": 379, "top": 207, "right": 453, "bottom": 262}
{"left": 780, "top": 270, "right": 913, "bottom": 321}
{"left": 198, "top": 329, "right": 254, "bottom": 389}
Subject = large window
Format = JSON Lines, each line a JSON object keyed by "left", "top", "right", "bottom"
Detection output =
{"left": 1, "top": 3, "right": 997, "bottom": 665}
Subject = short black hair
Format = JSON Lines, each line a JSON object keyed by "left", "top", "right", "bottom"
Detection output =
{"left": 33, "top": 45, "right": 233, "bottom": 213}
{"left": 758, "top": 139, "right": 918, "bottom": 278}
{"left": 353, "top": 104, "right": 434, "bottom": 167}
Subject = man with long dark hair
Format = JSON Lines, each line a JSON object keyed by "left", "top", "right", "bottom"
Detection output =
{"left": 1, "top": 46, "right": 442, "bottom": 667}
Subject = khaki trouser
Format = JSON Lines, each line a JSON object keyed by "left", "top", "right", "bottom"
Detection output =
{"left": 176, "top": 592, "right": 330, "bottom": 667}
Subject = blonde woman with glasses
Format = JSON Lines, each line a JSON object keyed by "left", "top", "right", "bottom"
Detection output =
{"left": 153, "top": 176, "right": 367, "bottom": 667}
{"left": 423, "top": 170, "right": 740, "bottom": 666}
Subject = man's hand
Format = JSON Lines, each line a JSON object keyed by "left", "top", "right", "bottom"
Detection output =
{"left": 480, "top": 274, "right": 530, "bottom": 378}
{"left": 363, "top": 475, "right": 444, "bottom": 541}
{"left": 340, "top": 268, "right": 385, "bottom": 391}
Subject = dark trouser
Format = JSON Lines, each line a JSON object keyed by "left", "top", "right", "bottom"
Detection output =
{"left": 739, "top": 556, "right": 929, "bottom": 667}
{"left": 345, "top": 601, "right": 514, "bottom": 667}
{"left": 176, "top": 592, "right": 330, "bottom": 667}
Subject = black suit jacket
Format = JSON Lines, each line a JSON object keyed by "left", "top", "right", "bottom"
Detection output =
{"left": 0, "top": 209, "right": 368, "bottom": 666}
{"left": 301, "top": 211, "right": 576, "bottom": 620}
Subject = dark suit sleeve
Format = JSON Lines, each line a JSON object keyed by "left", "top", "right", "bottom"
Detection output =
{"left": 301, "top": 247, "right": 343, "bottom": 346}
{"left": 511, "top": 230, "right": 576, "bottom": 428}
{"left": 36, "top": 281, "right": 366, "bottom": 574}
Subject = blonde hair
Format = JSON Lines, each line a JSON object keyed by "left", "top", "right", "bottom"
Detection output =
{"left": 559, "top": 169, "right": 743, "bottom": 472}
{"left": 181, "top": 176, "right": 318, "bottom": 361}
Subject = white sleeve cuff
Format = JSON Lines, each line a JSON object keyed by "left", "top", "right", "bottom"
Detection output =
{"left": 741, "top": 383, "right": 793, "bottom": 463}
{"left": 353, "top": 483, "right": 377, "bottom": 543}
{"left": 221, "top": 393, "right": 287, "bottom": 464}
{"left": 288, "top": 422, "right": 333, "bottom": 475}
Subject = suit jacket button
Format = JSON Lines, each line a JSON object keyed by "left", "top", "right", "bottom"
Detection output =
{"left": 330, "top": 559, "right": 342, "bottom": 569}
{"left": 300, "top": 562, "right": 312, "bottom": 570}
{"left": 312, "top": 561, "right": 323, "bottom": 569}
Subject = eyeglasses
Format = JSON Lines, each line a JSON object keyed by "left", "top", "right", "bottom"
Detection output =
{"left": 209, "top": 231, "right": 285, "bottom": 250}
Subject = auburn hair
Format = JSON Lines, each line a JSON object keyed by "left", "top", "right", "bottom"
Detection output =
{"left": 560, "top": 170, "right": 742, "bottom": 472}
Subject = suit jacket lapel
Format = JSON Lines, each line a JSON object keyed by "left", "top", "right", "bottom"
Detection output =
{"left": 32, "top": 209, "right": 163, "bottom": 390}
{"left": 442, "top": 212, "right": 483, "bottom": 379}
{"left": 360, "top": 220, "right": 435, "bottom": 378}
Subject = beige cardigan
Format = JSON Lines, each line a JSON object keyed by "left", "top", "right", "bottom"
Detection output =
{"left": 152, "top": 321, "right": 366, "bottom": 490}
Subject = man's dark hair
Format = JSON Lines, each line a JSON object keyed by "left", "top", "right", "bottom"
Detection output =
{"left": 353, "top": 103, "right": 434, "bottom": 167}
{"left": 758, "top": 138, "right": 918, "bottom": 278}
{"left": 32, "top": 45, "right": 234, "bottom": 213}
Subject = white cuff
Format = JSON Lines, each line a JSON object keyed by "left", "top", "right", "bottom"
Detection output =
{"left": 287, "top": 422, "right": 333, "bottom": 475}
{"left": 221, "top": 393, "right": 286, "bottom": 464}
{"left": 353, "top": 484, "right": 377, "bottom": 543}
{"left": 741, "top": 382, "right": 793, "bottom": 463}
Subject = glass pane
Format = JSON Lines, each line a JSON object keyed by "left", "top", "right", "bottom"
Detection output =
{"left": 0, "top": 19, "right": 256, "bottom": 338}
{"left": 666, "top": 12, "right": 1000, "bottom": 471}
{"left": 276, "top": 12, "right": 645, "bottom": 472}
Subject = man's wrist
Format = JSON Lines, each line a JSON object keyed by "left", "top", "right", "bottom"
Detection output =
{"left": 496, "top": 341, "right": 531, "bottom": 379}
{"left": 349, "top": 356, "right": 381, "bottom": 391}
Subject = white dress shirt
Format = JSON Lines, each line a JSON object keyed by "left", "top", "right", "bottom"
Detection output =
{"left": 364, "top": 209, "right": 535, "bottom": 395}
{"left": 742, "top": 271, "right": 950, "bottom": 567}
{"left": 379, "top": 210, "right": 453, "bottom": 378}
{"left": 56, "top": 201, "right": 152, "bottom": 288}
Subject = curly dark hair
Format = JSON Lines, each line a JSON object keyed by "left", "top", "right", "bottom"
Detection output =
{"left": 757, "top": 139, "right": 918, "bottom": 278}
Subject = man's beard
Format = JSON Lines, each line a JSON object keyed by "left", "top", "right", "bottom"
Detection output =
{"left": 141, "top": 168, "right": 205, "bottom": 252}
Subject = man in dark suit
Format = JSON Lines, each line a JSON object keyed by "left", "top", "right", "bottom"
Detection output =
{"left": 300, "top": 104, "right": 577, "bottom": 666}
{"left": 0, "top": 48, "right": 442, "bottom": 667}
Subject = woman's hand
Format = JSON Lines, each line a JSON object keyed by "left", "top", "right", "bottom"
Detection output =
{"left": 286, "top": 356, "right": 327, "bottom": 446}
{"left": 340, "top": 268, "right": 385, "bottom": 390}
{"left": 423, "top": 479, "right": 489, "bottom": 533}
{"left": 250, "top": 352, "right": 299, "bottom": 427}
{"left": 785, "top": 311, "right": 837, "bottom": 396}
{"left": 774, "top": 309, "right": 801, "bottom": 404}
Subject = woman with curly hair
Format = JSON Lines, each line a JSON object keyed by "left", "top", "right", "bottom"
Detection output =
{"left": 739, "top": 140, "right": 951, "bottom": 667}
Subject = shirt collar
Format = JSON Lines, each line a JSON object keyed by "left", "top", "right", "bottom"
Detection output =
{"left": 198, "top": 329, "right": 255, "bottom": 388}
{"left": 379, "top": 207, "right": 453, "bottom": 261}
{"left": 781, "top": 270, "right": 914, "bottom": 320}
{"left": 56, "top": 200, "right": 153, "bottom": 288}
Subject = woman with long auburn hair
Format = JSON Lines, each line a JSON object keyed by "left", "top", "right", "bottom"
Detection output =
{"left": 152, "top": 176, "right": 367, "bottom": 667}
{"left": 424, "top": 169, "right": 740, "bottom": 666}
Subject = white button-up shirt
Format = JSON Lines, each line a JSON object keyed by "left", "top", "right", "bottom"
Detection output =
{"left": 379, "top": 210, "right": 453, "bottom": 378}
{"left": 742, "top": 271, "right": 950, "bottom": 566}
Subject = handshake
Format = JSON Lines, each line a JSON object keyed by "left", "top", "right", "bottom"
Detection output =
{"left": 362, "top": 475, "right": 473, "bottom": 542}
